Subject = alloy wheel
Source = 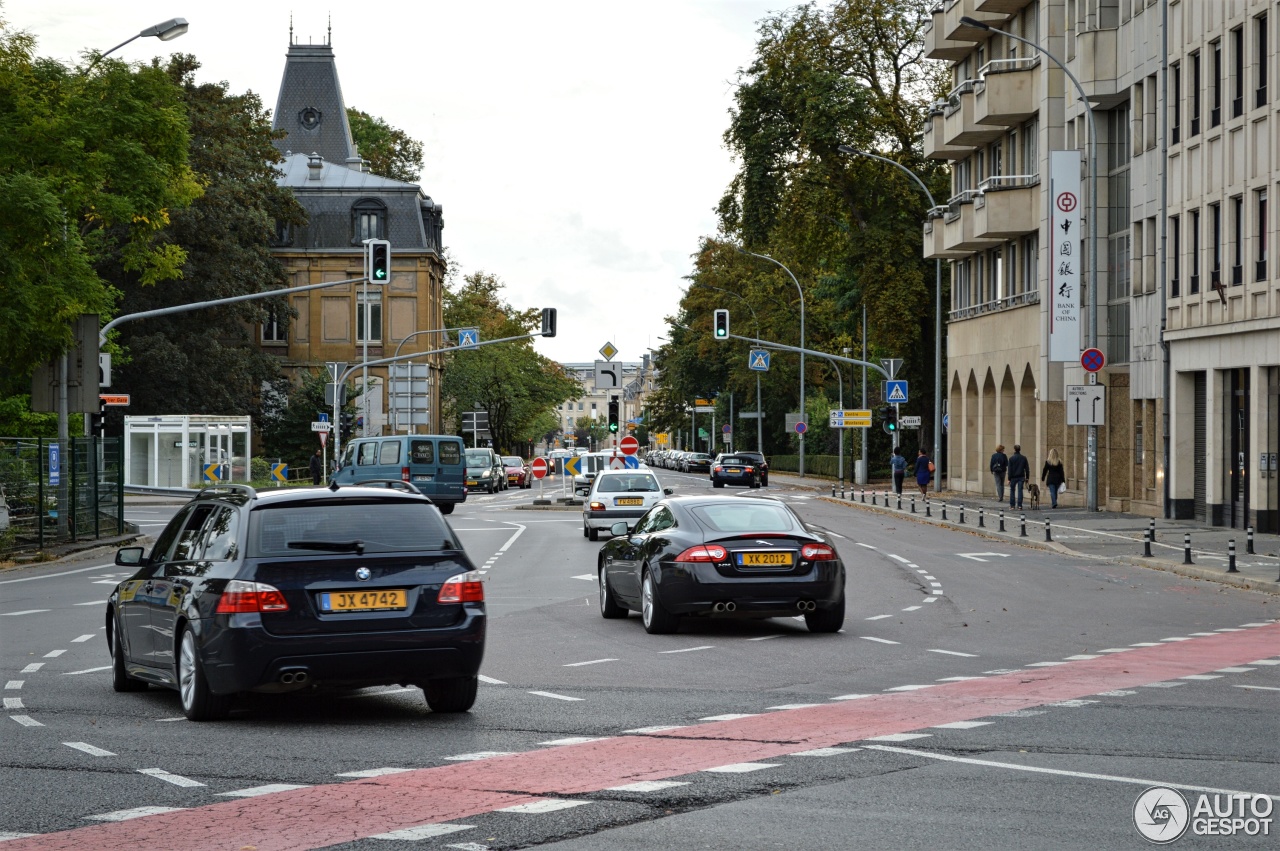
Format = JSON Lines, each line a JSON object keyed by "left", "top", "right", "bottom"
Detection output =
{"left": 179, "top": 630, "right": 197, "bottom": 710}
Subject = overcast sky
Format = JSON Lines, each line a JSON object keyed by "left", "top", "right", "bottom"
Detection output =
{"left": 6, "top": 1, "right": 784, "bottom": 365}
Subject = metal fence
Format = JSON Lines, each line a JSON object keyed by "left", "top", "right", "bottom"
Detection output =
{"left": 0, "top": 437, "right": 125, "bottom": 554}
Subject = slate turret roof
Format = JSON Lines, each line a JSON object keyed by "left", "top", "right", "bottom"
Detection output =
{"left": 271, "top": 42, "right": 358, "bottom": 167}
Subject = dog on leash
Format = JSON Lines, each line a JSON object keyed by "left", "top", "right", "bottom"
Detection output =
{"left": 1027, "top": 482, "right": 1041, "bottom": 510}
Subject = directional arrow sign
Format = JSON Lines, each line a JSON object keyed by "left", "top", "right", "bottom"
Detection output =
{"left": 1066, "top": 385, "right": 1106, "bottom": 427}
{"left": 956, "top": 553, "right": 1013, "bottom": 562}
{"left": 563, "top": 456, "right": 582, "bottom": 477}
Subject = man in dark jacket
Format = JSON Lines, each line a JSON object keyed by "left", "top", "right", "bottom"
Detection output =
{"left": 1006, "top": 444, "right": 1030, "bottom": 509}
{"left": 309, "top": 449, "right": 324, "bottom": 485}
{"left": 989, "top": 444, "right": 1008, "bottom": 503}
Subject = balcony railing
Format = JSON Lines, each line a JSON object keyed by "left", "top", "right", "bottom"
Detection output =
{"left": 948, "top": 288, "right": 1040, "bottom": 321}
{"left": 977, "top": 173, "right": 1040, "bottom": 191}
{"left": 978, "top": 55, "right": 1040, "bottom": 77}
{"left": 943, "top": 80, "right": 978, "bottom": 116}
{"left": 943, "top": 190, "right": 981, "bottom": 223}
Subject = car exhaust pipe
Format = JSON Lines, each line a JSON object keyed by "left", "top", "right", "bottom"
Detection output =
{"left": 280, "top": 667, "right": 309, "bottom": 685}
{"left": 713, "top": 602, "right": 726, "bottom": 613}
{"left": 293, "top": 671, "right": 309, "bottom": 684}
{"left": 724, "top": 601, "right": 737, "bottom": 612}
{"left": 280, "top": 672, "right": 295, "bottom": 684}
{"left": 796, "top": 600, "right": 816, "bottom": 611}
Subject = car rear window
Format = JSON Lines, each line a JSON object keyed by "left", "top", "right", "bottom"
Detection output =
{"left": 719, "top": 457, "right": 749, "bottom": 465}
{"left": 464, "top": 450, "right": 491, "bottom": 467}
{"left": 689, "top": 502, "right": 798, "bottom": 534}
{"left": 597, "top": 474, "right": 659, "bottom": 493}
{"left": 410, "top": 440, "right": 435, "bottom": 464}
{"left": 439, "top": 442, "right": 461, "bottom": 464}
{"left": 248, "top": 500, "right": 455, "bottom": 556}
{"left": 503, "top": 456, "right": 523, "bottom": 465}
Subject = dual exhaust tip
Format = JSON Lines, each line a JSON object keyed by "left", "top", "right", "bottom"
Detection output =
{"left": 279, "top": 669, "right": 309, "bottom": 685}
{"left": 796, "top": 600, "right": 817, "bottom": 611}
{"left": 712, "top": 601, "right": 738, "bottom": 613}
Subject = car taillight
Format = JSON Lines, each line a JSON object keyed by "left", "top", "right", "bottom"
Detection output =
{"left": 713, "top": 466, "right": 722, "bottom": 472}
{"left": 401, "top": 466, "right": 411, "bottom": 482}
{"left": 801, "top": 543, "right": 837, "bottom": 561}
{"left": 438, "top": 571, "right": 485, "bottom": 603}
{"left": 744, "top": 466, "right": 754, "bottom": 472}
{"left": 590, "top": 501, "right": 606, "bottom": 511}
{"left": 215, "top": 580, "right": 290, "bottom": 613}
{"left": 675, "top": 545, "right": 727, "bottom": 563}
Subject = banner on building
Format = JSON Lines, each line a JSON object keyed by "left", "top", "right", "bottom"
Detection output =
{"left": 1048, "top": 150, "right": 1082, "bottom": 362}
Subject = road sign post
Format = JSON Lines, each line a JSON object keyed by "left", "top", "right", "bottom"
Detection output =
{"left": 1066, "top": 385, "right": 1107, "bottom": 427}
{"left": 619, "top": 435, "right": 640, "bottom": 456}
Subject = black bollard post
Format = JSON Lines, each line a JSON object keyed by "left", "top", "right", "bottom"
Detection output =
{"left": 978, "top": 507, "right": 985, "bottom": 528}
{"left": 925, "top": 499, "right": 932, "bottom": 517}
{"left": 831, "top": 483, "right": 836, "bottom": 498}
{"left": 941, "top": 503, "right": 948, "bottom": 521}
{"left": 1019, "top": 513, "right": 1027, "bottom": 537}
{"left": 1182, "top": 533, "right": 1193, "bottom": 565}
{"left": 871, "top": 491, "right": 877, "bottom": 506}
{"left": 860, "top": 489, "right": 866, "bottom": 504}
{"left": 1148, "top": 518, "right": 1156, "bottom": 543}
{"left": 1044, "top": 518, "right": 1052, "bottom": 542}
{"left": 998, "top": 509, "right": 1005, "bottom": 532}
{"left": 897, "top": 493, "right": 903, "bottom": 511}
{"left": 1246, "top": 526, "right": 1255, "bottom": 555}
{"left": 959, "top": 505, "right": 966, "bottom": 524}
{"left": 1227, "top": 539, "right": 1238, "bottom": 573}
{"left": 911, "top": 496, "right": 917, "bottom": 514}
{"left": 1143, "top": 528, "right": 1152, "bottom": 558}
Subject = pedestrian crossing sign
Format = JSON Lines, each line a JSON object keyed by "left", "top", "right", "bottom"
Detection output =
{"left": 885, "top": 380, "right": 908, "bottom": 403}
{"left": 749, "top": 350, "right": 770, "bottom": 371}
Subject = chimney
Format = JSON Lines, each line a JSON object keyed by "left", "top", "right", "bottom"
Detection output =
{"left": 307, "top": 153, "right": 323, "bottom": 180}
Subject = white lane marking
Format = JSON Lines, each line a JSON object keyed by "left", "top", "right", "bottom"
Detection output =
{"left": 702, "top": 762, "right": 780, "bottom": 773}
{"left": 497, "top": 799, "right": 592, "bottom": 814}
{"left": 497, "top": 523, "right": 527, "bottom": 553}
{"left": 138, "top": 768, "right": 205, "bottom": 788}
{"left": 885, "top": 685, "right": 933, "bottom": 692}
{"left": 865, "top": 615, "right": 893, "bottom": 621}
{"left": 1215, "top": 667, "right": 1255, "bottom": 673}
{"left": 73, "top": 601, "right": 102, "bottom": 606}
{"left": 863, "top": 745, "right": 1280, "bottom": 799}
{"left": 856, "top": 543, "right": 877, "bottom": 549}
{"left": 1130, "top": 642, "right": 1162, "bottom": 647}
{"left": 0, "top": 564, "right": 111, "bottom": 585}
{"left": 1097, "top": 690, "right": 1138, "bottom": 696}
{"left": 927, "top": 649, "right": 977, "bottom": 658}
{"left": 889, "top": 554, "right": 910, "bottom": 563}
{"left": 607, "top": 780, "right": 689, "bottom": 792}
{"left": 1064, "top": 654, "right": 1102, "bottom": 661}
{"left": 220, "top": 784, "right": 309, "bottom": 797}
{"left": 445, "top": 752, "right": 518, "bottom": 762}
{"left": 155, "top": 717, "right": 186, "bottom": 722}
{"left": 1097, "top": 648, "right": 1134, "bottom": 653}
{"left": 923, "top": 597, "right": 938, "bottom": 603}
{"left": 70, "top": 634, "right": 96, "bottom": 643}
{"left": 983, "top": 669, "right": 1023, "bottom": 675}
{"left": 0, "top": 833, "right": 37, "bottom": 840}
{"left": 1189, "top": 632, "right": 1219, "bottom": 637}
{"left": 1240, "top": 623, "right": 1271, "bottom": 627}
{"left": 1234, "top": 684, "right": 1280, "bottom": 691}
{"left": 922, "top": 575, "right": 936, "bottom": 581}
{"left": 866, "top": 733, "right": 931, "bottom": 742}
{"left": 790, "top": 747, "right": 860, "bottom": 757}
{"left": 5, "top": 681, "right": 22, "bottom": 690}
{"left": 1180, "top": 674, "right": 1222, "bottom": 680}
{"left": 1249, "top": 659, "right": 1280, "bottom": 666}
{"left": 563, "top": 659, "right": 618, "bottom": 667}
{"left": 43, "top": 650, "right": 66, "bottom": 658}
{"left": 933, "top": 721, "right": 994, "bottom": 730}
{"left": 1025, "top": 662, "right": 1067, "bottom": 667}
{"left": 860, "top": 636, "right": 900, "bottom": 645}
{"left": 997, "top": 710, "right": 1046, "bottom": 717}
{"left": 10, "top": 715, "right": 43, "bottom": 727}
{"left": 1141, "top": 682, "right": 1186, "bottom": 688}
{"left": 766, "top": 704, "right": 823, "bottom": 710}
{"left": 63, "top": 742, "right": 115, "bottom": 757}
{"left": 831, "top": 694, "right": 872, "bottom": 701}
{"left": 0, "top": 610, "right": 51, "bottom": 617}
{"left": 571, "top": 574, "right": 596, "bottom": 582}
{"left": 478, "top": 675, "right": 507, "bottom": 685}
{"left": 700, "top": 713, "right": 758, "bottom": 721}
{"left": 623, "top": 725, "right": 687, "bottom": 734}
{"left": 1050, "top": 699, "right": 1099, "bottom": 707}
{"left": 902, "top": 606, "right": 922, "bottom": 612}
{"left": 916, "top": 569, "right": 929, "bottom": 574}
{"left": 87, "top": 806, "right": 185, "bottom": 821}
{"left": 1161, "top": 636, "right": 1193, "bottom": 642}
{"left": 937, "top": 676, "right": 985, "bottom": 682}
{"left": 336, "top": 768, "right": 414, "bottom": 778}
{"left": 1215, "top": 628, "right": 1245, "bottom": 632}
{"left": 746, "top": 634, "right": 782, "bottom": 641}
{"left": 659, "top": 646, "right": 713, "bottom": 654}
{"left": 63, "top": 666, "right": 112, "bottom": 676}
{"left": 929, "top": 583, "right": 943, "bottom": 589}
{"left": 91, "top": 580, "right": 119, "bottom": 585}
{"left": 539, "top": 737, "right": 608, "bottom": 746}
{"left": 372, "top": 824, "right": 474, "bottom": 840}
{"left": 3, "top": 698, "right": 24, "bottom": 710}
{"left": 528, "top": 691, "right": 584, "bottom": 701}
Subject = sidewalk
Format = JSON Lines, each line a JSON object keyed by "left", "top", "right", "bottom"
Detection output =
{"left": 772, "top": 472, "right": 1280, "bottom": 596}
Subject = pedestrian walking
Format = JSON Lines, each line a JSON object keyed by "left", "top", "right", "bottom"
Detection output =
{"left": 1007, "top": 444, "right": 1030, "bottom": 510}
{"left": 890, "top": 447, "right": 907, "bottom": 495}
{"left": 309, "top": 449, "right": 323, "bottom": 485}
{"left": 1041, "top": 448, "right": 1066, "bottom": 508}
{"left": 913, "top": 448, "right": 933, "bottom": 497}
{"left": 989, "top": 443, "right": 1008, "bottom": 503}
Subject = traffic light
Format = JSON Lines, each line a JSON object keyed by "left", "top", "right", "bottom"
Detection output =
{"left": 89, "top": 410, "right": 105, "bottom": 436}
{"left": 339, "top": 412, "right": 355, "bottom": 442}
{"left": 541, "top": 307, "right": 557, "bottom": 337}
{"left": 608, "top": 397, "right": 619, "bottom": 434}
{"left": 713, "top": 308, "right": 729, "bottom": 341}
{"left": 366, "top": 239, "right": 391, "bottom": 283}
{"left": 880, "top": 405, "right": 898, "bottom": 435}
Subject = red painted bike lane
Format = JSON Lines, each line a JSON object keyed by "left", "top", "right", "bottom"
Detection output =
{"left": 9, "top": 624, "right": 1278, "bottom": 851}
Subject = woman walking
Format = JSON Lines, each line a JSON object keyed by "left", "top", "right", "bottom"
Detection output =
{"left": 1041, "top": 448, "right": 1066, "bottom": 508}
{"left": 913, "top": 448, "right": 933, "bottom": 497}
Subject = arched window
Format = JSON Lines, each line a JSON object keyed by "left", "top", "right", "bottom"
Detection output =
{"left": 351, "top": 199, "right": 387, "bottom": 244}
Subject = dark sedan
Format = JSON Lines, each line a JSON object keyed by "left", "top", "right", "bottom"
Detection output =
{"left": 682, "top": 452, "right": 713, "bottom": 473}
{"left": 733, "top": 451, "right": 770, "bottom": 486}
{"left": 596, "top": 496, "right": 845, "bottom": 634}
{"left": 105, "top": 483, "right": 485, "bottom": 720}
{"left": 710, "top": 454, "right": 762, "bottom": 488}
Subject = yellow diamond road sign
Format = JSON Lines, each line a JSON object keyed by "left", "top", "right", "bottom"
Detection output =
{"left": 599, "top": 341, "right": 618, "bottom": 360}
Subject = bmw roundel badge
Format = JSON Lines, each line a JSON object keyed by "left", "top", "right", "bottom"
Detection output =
{"left": 355, "top": 567, "right": 371, "bottom": 581}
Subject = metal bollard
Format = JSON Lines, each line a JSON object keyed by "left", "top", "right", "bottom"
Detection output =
{"left": 1143, "top": 528, "right": 1152, "bottom": 558}
{"left": 831, "top": 484, "right": 836, "bottom": 498}
{"left": 860, "top": 489, "right": 866, "bottom": 504}
{"left": 1019, "top": 513, "right": 1027, "bottom": 537}
{"left": 871, "top": 491, "right": 877, "bottom": 506}
{"left": 978, "top": 507, "right": 985, "bottom": 528}
{"left": 941, "top": 503, "right": 948, "bottom": 521}
{"left": 958, "top": 505, "right": 966, "bottom": 524}
{"left": 1044, "top": 518, "right": 1052, "bottom": 542}
{"left": 1227, "top": 539, "right": 1238, "bottom": 573}
{"left": 1182, "top": 533, "right": 1193, "bottom": 565}
{"left": 1148, "top": 518, "right": 1156, "bottom": 543}
{"left": 1246, "top": 526, "right": 1255, "bottom": 555}
{"left": 998, "top": 509, "right": 1005, "bottom": 532}
{"left": 925, "top": 499, "right": 932, "bottom": 517}
{"left": 911, "top": 496, "right": 916, "bottom": 514}
{"left": 897, "top": 493, "right": 902, "bottom": 511}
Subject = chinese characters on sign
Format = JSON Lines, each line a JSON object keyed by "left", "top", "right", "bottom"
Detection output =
{"left": 1049, "top": 150, "right": 1082, "bottom": 362}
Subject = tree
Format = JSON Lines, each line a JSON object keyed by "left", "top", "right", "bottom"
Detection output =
{"left": 260, "top": 370, "right": 353, "bottom": 469}
{"left": 347, "top": 107, "right": 424, "bottom": 183}
{"left": 441, "top": 272, "right": 578, "bottom": 453}
{"left": 0, "top": 12, "right": 202, "bottom": 387}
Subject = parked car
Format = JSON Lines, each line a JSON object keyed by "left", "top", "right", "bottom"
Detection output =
{"left": 582, "top": 469, "right": 672, "bottom": 541}
{"left": 105, "top": 483, "right": 486, "bottom": 720}
{"left": 464, "top": 448, "right": 505, "bottom": 493}
{"left": 596, "top": 495, "right": 845, "bottom": 634}
{"left": 710, "top": 454, "right": 762, "bottom": 489}
{"left": 332, "top": 435, "right": 467, "bottom": 513}
{"left": 503, "top": 456, "right": 531, "bottom": 489}
{"left": 682, "top": 453, "right": 713, "bottom": 474}
{"left": 733, "top": 451, "right": 770, "bottom": 486}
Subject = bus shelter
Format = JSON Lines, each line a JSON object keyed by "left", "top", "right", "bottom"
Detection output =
{"left": 124, "top": 415, "right": 252, "bottom": 488}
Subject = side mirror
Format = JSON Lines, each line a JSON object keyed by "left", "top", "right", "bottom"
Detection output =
{"left": 664, "top": 488, "right": 674, "bottom": 495}
{"left": 115, "top": 546, "right": 145, "bottom": 567}
{"left": 610, "top": 521, "right": 629, "bottom": 537}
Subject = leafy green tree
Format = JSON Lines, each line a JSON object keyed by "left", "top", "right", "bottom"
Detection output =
{"left": 573, "top": 416, "right": 609, "bottom": 450}
{"left": 347, "top": 107, "right": 424, "bottom": 183}
{"left": 0, "top": 11, "right": 202, "bottom": 386}
{"left": 441, "top": 272, "right": 578, "bottom": 454}
{"left": 260, "top": 370, "right": 354, "bottom": 470}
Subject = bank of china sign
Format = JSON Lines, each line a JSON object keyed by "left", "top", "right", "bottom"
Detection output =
{"left": 1049, "top": 150, "right": 1082, "bottom": 362}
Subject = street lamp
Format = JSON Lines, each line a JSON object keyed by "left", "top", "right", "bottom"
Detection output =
{"left": 95, "top": 18, "right": 189, "bottom": 64}
{"left": 959, "top": 16, "right": 1100, "bottom": 512}
{"left": 838, "top": 145, "right": 944, "bottom": 480}
{"left": 693, "top": 282, "right": 764, "bottom": 453}
{"left": 736, "top": 248, "right": 806, "bottom": 477}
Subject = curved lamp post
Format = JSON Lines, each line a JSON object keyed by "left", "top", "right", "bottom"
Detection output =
{"left": 737, "top": 248, "right": 806, "bottom": 477}
{"left": 959, "top": 15, "right": 1100, "bottom": 512}
{"left": 93, "top": 18, "right": 189, "bottom": 66}
{"left": 838, "top": 145, "right": 943, "bottom": 478}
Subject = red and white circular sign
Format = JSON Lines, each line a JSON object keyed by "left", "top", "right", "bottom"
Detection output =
{"left": 619, "top": 435, "right": 640, "bottom": 456}
{"left": 1056, "top": 192, "right": 1078, "bottom": 213}
{"left": 530, "top": 457, "right": 548, "bottom": 479}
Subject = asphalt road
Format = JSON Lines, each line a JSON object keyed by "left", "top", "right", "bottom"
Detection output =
{"left": 0, "top": 470, "right": 1276, "bottom": 850}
